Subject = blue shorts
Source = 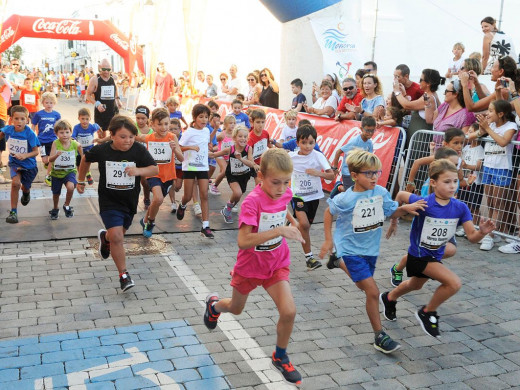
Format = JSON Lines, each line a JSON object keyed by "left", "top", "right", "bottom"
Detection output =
{"left": 9, "top": 165, "right": 38, "bottom": 190}
{"left": 342, "top": 255, "right": 378, "bottom": 283}
{"left": 147, "top": 177, "right": 173, "bottom": 197}
{"left": 100, "top": 209, "right": 134, "bottom": 230}
{"left": 208, "top": 158, "right": 217, "bottom": 167}
{"left": 482, "top": 166, "right": 513, "bottom": 187}
{"left": 51, "top": 173, "right": 77, "bottom": 195}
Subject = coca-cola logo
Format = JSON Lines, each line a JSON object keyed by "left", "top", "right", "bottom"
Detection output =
{"left": 110, "top": 34, "right": 129, "bottom": 51}
{"left": 1, "top": 26, "right": 15, "bottom": 44}
{"left": 32, "top": 18, "right": 82, "bottom": 35}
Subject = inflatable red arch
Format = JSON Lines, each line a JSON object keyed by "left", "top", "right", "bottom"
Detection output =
{"left": 0, "top": 14, "right": 144, "bottom": 73}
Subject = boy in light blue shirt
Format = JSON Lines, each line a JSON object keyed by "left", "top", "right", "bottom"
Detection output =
{"left": 320, "top": 149, "right": 426, "bottom": 354}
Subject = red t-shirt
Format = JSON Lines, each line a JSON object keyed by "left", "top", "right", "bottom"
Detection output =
{"left": 337, "top": 92, "right": 363, "bottom": 113}
{"left": 247, "top": 129, "right": 270, "bottom": 164}
{"left": 154, "top": 72, "right": 174, "bottom": 102}
{"left": 20, "top": 90, "right": 39, "bottom": 113}
{"left": 405, "top": 82, "right": 423, "bottom": 101}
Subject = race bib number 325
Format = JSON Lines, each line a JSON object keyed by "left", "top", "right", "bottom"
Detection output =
{"left": 105, "top": 161, "right": 136, "bottom": 190}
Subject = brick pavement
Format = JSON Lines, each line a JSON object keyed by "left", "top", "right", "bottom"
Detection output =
{"left": 0, "top": 217, "right": 519, "bottom": 389}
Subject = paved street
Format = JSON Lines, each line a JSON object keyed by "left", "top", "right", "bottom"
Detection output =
{"left": 0, "top": 98, "right": 519, "bottom": 389}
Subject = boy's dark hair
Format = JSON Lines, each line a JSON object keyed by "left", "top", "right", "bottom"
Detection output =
{"left": 361, "top": 116, "right": 376, "bottom": 128}
{"left": 10, "top": 105, "right": 28, "bottom": 118}
{"left": 250, "top": 109, "right": 266, "bottom": 122}
{"left": 434, "top": 147, "right": 458, "bottom": 160}
{"left": 291, "top": 78, "right": 303, "bottom": 89}
{"left": 108, "top": 115, "right": 138, "bottom": 136}
{"left": 207, "top": 100, "right": 219, "bottom": 109}
{"left": 24, "top": 77, "right": 31, "bottom": 83}
{"left": 210, "top": 112, "right": 221, "bottom": 120}
{"left": 54, "top": 119, "right": 72, "bottom": 134}
{"left": 191, "top": 103, "right": 210, "bottom": 120}
{"left": 170, "top": 118, "right": 181, "bottom": 127}
{"left": 78, "top": 108, "right": 91, "bottom": 118}
{"left": 231, "top": 99, "right": 243, "bottom": 106}
{"left": 296, "top": 124, "right": 317, "bottom": 142}
{"left": 298, "top": 119, "right": 312, "bottom": 127}
{"left": 151, "top": 107, "right": 169, "bottom": 123}
{"left": 236, "top": 94, "right": 245, "bottom": 102}
{"left": 444, "top": 127, "right": 465, "bottom": 143}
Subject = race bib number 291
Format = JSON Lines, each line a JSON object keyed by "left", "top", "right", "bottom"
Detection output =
{"left": 105, "top": 161, "right": 136, "bottom": 190}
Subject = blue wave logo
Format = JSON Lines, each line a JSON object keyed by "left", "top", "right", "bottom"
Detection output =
{"left": 322, "top": 28, "right": 355, "bottom": 51}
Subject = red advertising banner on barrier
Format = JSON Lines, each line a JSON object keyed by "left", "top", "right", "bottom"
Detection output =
{"left": 0, "top": 14, "right": 144, "bottom": 73}
{"left": 203, "top": 100, "right": 401, "bottom": 192}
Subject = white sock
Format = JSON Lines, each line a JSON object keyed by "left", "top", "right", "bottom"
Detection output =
{"left": 203, "top": 221, "right": 209, "bottom": 228}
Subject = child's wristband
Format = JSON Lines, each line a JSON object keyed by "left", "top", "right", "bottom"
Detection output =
{"left": 406, "top": 181, "right": 415, "bottom": 186}
{"left": 94, "top": 101, "right": 102, "bottom": 108}
{"left": 77, "top": 181, "right": 86, "bottom": 185}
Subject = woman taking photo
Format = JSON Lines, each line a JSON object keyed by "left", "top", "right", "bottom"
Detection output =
{"left": 259, "top": 68, "right": 279, "bottom": 108}
{"left": 481, "top": 16, "right": 517, "bottom": 75}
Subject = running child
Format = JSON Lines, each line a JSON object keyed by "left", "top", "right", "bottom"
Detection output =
{"left": 207, "top": 112, "right": 221, "bottom": 192}
{"left": 248, "top": 109, "right": 272, "bottom": 184}
{"left": 210, "top": 125, "right": 255, "bottom": 224}
{"left": 48, "top": 120, "right": 82, "bottom": 219}
{"left": 272, "top": 119, "right": 322, "bottom": 153}
{"left": 165, "top": 96, "right": 188, "bottom": 129}
{"left": 278, "top": 110, "right": 298, "bottom": 142}
{"left": 390, "top": 147, "right": 460, "bottom": 287}
{"left": 330, "top": 116, "right": 376, "bottom": 196}
{"left": 320, "top": 149, "right": 427, "bottom": 353}
{"left": 380, "top": 159, "right": 495, "bottom": 338}
{"left": 135, "top": 105, "right": 154, "bottom": 209}
{"left": 289, "top": 124, "right": 335, "bottom": 270}
{"left": 77, "top": 115, "right": 158, "bottom": 291}
{"left": 137, "top": 108, "right": 183, "bottom": 238}
{"left": 20, "top": 78, "right": 39, "bottom": 120}
{"left": 230, "top": 99, "right": 251, "bottom": 129}
{"left": 72, "top": 108, "right": 100, "bottom": 185}
{"left": 31, "top": 92, "right": 61, "bottom": 186}
{"left": 169, "top": 118, "right": 184, "bottom": 214}
{"left": 0, "top": 105, "right": 40, "bottom": 224}
{"left": 204, "top": 148, "right": 304, "bottom": 386}
{"left": 470, "top": 100, "right": 517, "bottom": 251}
{"left": 177, "top": 103, "right": 214, "bottom": 238}
{"left": 211, "top": 115, "right": 235, "bottom": 196}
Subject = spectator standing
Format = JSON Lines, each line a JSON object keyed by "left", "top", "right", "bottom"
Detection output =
{"left": 153, "top": 62, "right": 175, "bottom": 107}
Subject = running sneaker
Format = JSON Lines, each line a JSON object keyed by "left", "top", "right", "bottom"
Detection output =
{"left": 209, "top": 184, "right": 221, "bottom": 195}
{"left": 120, "top": 271, "right": 135, "bottom": 291}
{"left": 416, "top": 306, "right": 440, "bottom": 338}
{"left": 498, "top": 241, "right": 520, "bottom": 254}
{"left": 479, "top": 235, "right": 494, "bottom": 251}
{"left": 86, "top": 172, "right": 94, "bottom": 185}
{"left": 379, "top": 291, "right": 397, "bottom": 321}
{"left": 204, "top": 292, "right": 220, "bottom": 330}
{"left": 6, "top": 210, "right": 18, "bottom": 224}
{"left": 201, "top": 226, "right": 214, "bottom": 239}
{"left": 20, "top": 191, "right": 30, "bottom": 206}
{"left": 63, "top": 205, "right": 74, "bottom": 218}
{"left": 390, "top": 264, "right": 403, "bottom": 287}
{"left": 271, "top": 352, "right": 302, "bottom": 386}
{"left": 97, "top": 229, "right": 111, "bottom": 259}
{"left": 193, "top": 202, "right": 202, "bottom": 216}
{"left": 221, "top": 207, "right": 233, "bottom": 224}
{"left": 44, "top": 175, "right": 52, "bottom": 186}
{"left": 326, "top": 253, "right": 340, "bottom": 269}
{"left": 455, "top": 226, "right": 465, "bottom": 237}
{"left": 176, "top": 204, "right": 186, "bottom": 220}
{"left": 373, "top": 331, "right": 401, "bottom": 354}
{"left": 49, "top": 208, "right": 59, "bottom": 220}
{"left": 143, "top": 198, "right": 151, "bottom": 210}
{"left": 232, "top": 204, "right": 239, "bottom": 213}
{"left": 170, "top": 201, "right": 177, "bottom": 214}
{"left": 140, "top": 218, "right": 155, "bottom": 238}
{"left": 306, "top": 257, "right": 322, "bottom": 270}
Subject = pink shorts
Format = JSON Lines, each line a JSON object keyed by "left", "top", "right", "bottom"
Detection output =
{"left": 230, "top": 267, "right": 290, "bottom": 295}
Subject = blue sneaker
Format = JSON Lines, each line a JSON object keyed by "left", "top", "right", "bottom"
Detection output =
{"left": 140, "top": 217, "right": 155, "bottom": 238}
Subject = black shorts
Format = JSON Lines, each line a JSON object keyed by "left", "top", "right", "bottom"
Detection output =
{"left": 147, "top": 177, "right": 173, "bottom": 197}
{"left": 182, "top": 170, "right": 209, "bottom": 180}
{"left": 406, "top": 253, "right": 440, "bottom": 279}
{"left": 40, "top": 142, "right": 54, "bottom": 158}
{"left": 0, "top": 119, "right": 5, "bottom": 151}
{"left": 227, "top": 173, "right": 251, "bottom": 193}
{"left": 457, "top": 183, "right": 484, "bottom": 211}
{"left": 250, "top": 168, "right": 257, "bottom": 178}
{"left": 8, "top": 101, "right": 20, "bottom": 116}
{"left": 291, "top": 198, "right": 320, "bottom": 224}
{"left": 94, "top": 111, "right": 117, "bottom": 131}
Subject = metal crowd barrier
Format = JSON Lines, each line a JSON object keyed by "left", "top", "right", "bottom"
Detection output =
{"left": 401, "top": 129, "right": 520, "bottom": 242}
{"left": 387, "top": 127, "right": 407, "bottom": 195}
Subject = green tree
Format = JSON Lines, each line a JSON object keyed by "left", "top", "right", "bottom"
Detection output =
{"left": 2, "top": 44, "right": 23, "bottom": 63}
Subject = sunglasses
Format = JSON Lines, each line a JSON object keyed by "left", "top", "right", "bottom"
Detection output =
{"left": 247, "top": 78, "right": 255, "bottom": 81}
{"left": 359, "top": 170, "right": 383, "bottom": 178}
{"left": 343, "top": 86, "right": 355, "bottom": 91}
{"left": 260, "top": 73, "right": 267, "bottom": 77}
{"left": 220, "top": 78, "right": 227, "bottom": 81}
{"left": 444, "top": 89, "right": 456, "bottom": 94}
{"left": 12, "top": 63, "right": 19, "bottom": 66}
{"left": 101, "top": 68, "right": 111, "bottom": 71}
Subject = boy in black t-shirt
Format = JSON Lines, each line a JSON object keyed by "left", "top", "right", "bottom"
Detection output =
{"left": 77, "top": 115, "right": 158, "bottom": 291}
